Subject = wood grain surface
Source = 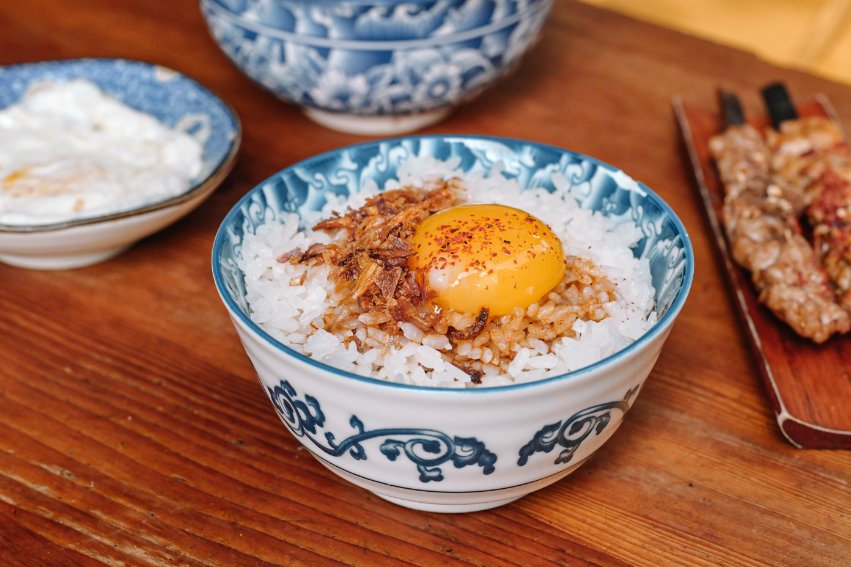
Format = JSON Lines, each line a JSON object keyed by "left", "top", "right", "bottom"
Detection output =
{"left": 674, "top": 96, "right": 851, "bottom": 449}
{"left": 1, "top": 1, "right": 849, "bottom": 565}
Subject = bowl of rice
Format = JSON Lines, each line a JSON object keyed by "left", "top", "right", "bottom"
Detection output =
{"left": 0, "top": 58, "right": 240, "bottom": 270}
{"left": 212, "top": 135, "right": 693, "bottom": 513}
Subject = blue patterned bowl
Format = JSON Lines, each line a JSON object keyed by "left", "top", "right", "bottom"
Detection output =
{"left": 0, "top": 58, "right": 241, "bottom": 269}
{"left": 200, "top": 0, "right": 553, "bottom": 134}
{"left": 212, "top": 135, "right": 694, "bottom": 512}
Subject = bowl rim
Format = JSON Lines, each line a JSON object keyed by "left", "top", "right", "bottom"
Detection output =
{"left": 0, "top": 57, "right": 242, "bottom": 234}
{"left": 212, "top": 134, "right": 695, "bottom": 393}
{"left": 201, "top": 0, "right": 549, "bottom": 12}
{"left": 201, "top": 0, "right": 552, "bottom": 51}
{"left": 221, "top": 0, "right": 532, "bottom": 4}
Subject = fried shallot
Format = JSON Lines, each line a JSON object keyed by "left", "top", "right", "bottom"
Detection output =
{"left": 281, "top": 181, "right": 462, "bottom": 334}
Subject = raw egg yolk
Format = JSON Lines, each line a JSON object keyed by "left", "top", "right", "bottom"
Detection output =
{"left": 409, "top": 204, "right": 566, "bottom": 316}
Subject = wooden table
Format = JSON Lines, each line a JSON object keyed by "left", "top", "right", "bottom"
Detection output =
{"left": 1, "top": 1, "right": 849, "bottom": 565}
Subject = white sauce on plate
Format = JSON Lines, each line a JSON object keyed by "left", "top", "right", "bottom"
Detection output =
{"left": 0, "top": 79, "right": 204, "bottom": 225}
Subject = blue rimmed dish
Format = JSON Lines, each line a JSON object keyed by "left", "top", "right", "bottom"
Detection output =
{"left": 0, "top": 58, "right": 241, "bottom": 270}
{"left": 212, "top": 135, "right": 694, "bottom": 512}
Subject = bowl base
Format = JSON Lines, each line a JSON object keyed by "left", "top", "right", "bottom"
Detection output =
{"left": 0, "top": 245, "right": 131, "bottom": 270}
{"left": 375, "top": 493, "right": 523, "bottom": 513}
{"left": 303, "top": 107, "right": 452, "bottom": 136}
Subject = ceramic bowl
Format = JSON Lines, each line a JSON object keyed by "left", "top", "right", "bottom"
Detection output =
{"left": 200, "top": 0, "right": 553, "bottom": 135}
{"left": 0, "top": 58, "right": 241, "bottom": 270}
{"left": 212, "top": 135, "right": 694, "bottom": 513}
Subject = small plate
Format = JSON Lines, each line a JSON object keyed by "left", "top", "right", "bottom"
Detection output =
{"left": 0, "top": 58, "right": 241, "bottom": 269}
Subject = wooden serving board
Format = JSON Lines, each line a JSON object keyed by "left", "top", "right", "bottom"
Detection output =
{"left": 673, "top": 95, "right": 851, "bottom": 449}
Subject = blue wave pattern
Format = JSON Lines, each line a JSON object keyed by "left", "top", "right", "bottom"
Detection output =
{"left": 267, "top": 379, "right": 497, "bottom": 482}
{"left": 200, "top": 0, "right": 552, "bottom": 115}
{"left": 517, "top": 386, "right": 639, "bottom": 466}
{"left": 216, "top": 136, "right": 688, "bottom": 324}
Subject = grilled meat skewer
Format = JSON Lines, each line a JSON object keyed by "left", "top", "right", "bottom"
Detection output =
{"left": 762, "top": 83, "right": 851, "bottom": 309}
{"left": 709, "top": 89, "right": 849, "bottom": 342}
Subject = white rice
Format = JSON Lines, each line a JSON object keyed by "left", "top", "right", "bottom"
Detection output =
{"left": 238, "top": 156, "right": 657, "bottom": 388}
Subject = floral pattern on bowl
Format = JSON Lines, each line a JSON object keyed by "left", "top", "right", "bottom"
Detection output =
{"left": 200, "top": 0, "right": 553, "bottom": 133}
{"left": 212, "top": 135, "right": 694, "bottom": 512}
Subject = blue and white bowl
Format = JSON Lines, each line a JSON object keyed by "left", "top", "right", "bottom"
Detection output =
{"left": 200, "top": 0, "right": 553, "bottom": 134}
{"left": 0, "top": 58, "right": 241, "bottom": 269}
{"left": 212, "top": 135, "right": 694, "bottom": 512}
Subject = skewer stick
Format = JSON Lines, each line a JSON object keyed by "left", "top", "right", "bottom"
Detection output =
{"left": 718, "top": 88, "right": 746, "bottom": 128}
{"left": 761, "top": 82, "right": 799, "bottom": 129}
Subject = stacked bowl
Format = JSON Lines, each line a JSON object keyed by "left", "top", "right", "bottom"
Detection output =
{"left": 201, "top": 0, "right": 554, "bottom": 134}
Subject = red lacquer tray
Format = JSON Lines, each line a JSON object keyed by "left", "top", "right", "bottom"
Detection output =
{"left": 673, "top": 95, "right": 851, "bottom": 449}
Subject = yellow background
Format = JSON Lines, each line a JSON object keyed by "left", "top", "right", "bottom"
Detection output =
{"left": 578, "top": 0, "right": 851, "bottom": 85}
